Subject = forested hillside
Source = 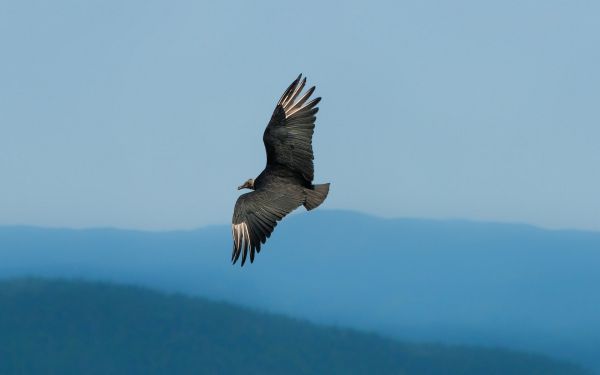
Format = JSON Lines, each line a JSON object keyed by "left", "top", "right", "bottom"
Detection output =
{"left": 0, "top": 279, "right": 589, "bottom": 375}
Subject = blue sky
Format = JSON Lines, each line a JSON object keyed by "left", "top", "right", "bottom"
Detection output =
{"left": 1, "top": 1, "right": 599, "bottom": 230}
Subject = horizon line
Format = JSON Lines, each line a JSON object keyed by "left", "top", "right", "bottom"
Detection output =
{"left": 1, "top": 209, "right": 599, "bottom": 235}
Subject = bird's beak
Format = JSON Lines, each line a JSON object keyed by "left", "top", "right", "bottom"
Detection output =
{"left": 237, "top": 185, "right": 244, "bottom": 190}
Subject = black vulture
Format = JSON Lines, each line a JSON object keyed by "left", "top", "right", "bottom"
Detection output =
{"left": 232, "top": 74, "right": 330, "bottom": 266}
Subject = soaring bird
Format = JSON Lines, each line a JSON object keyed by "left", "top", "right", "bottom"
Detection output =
{"left": 232, "top": 75, "right": 330, "bottom": 266}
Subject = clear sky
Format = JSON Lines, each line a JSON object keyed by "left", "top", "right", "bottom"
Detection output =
{"left": 1, "top": 1, "right": 599, "bottom": 231}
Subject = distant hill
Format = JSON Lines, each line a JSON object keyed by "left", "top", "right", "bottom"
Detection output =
{"left": 0, "top": 278, "right": 589, "bottom": 375}
{"left": 1, "top": 210, "right": 599, "bottom": 373}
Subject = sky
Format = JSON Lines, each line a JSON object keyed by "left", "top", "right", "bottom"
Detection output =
{"left": 1, "top": 1, "right": 599, "bottom": 231}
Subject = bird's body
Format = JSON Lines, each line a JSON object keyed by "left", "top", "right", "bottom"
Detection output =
{"left": 232, "top": 75, "right": 330, "bottom": 265}
{"left": 254, "top": 165, "right": 307, "bottom": 190}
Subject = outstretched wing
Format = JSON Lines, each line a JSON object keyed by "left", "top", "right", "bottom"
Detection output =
{"left": 263, "top": 74, "right": 321, "bottom": 182}
{"left": 231, "top": 184, "right": 305, "bottom": 266}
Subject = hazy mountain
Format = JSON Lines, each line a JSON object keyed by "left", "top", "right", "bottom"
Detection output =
{"left": 0, "top": 278, "right": 590, "bottom": 375}
{"left": 1, "top": 210, "right": 599, "bottom": 373}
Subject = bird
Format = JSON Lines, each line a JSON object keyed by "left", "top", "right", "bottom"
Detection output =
{"left": 231, "top": 74, "right": 330, "bottom": 266}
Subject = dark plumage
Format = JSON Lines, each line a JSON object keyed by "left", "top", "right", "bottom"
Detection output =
{"left": 232, "top": 75, "right": 330, "bottom": 266}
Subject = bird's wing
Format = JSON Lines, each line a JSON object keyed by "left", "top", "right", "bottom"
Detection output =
{"left": 231, "top": 184, "right": 304, "bottom": 266}
{"left": 263, "top": 74, "right": 321, "bottom": 182}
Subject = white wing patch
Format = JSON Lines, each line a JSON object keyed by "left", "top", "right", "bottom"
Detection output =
{"left": 232, "top": 222, "right": 251, "bottom": 251}
{"left": 285, "top": 89, "right": 314, "bottom": 117}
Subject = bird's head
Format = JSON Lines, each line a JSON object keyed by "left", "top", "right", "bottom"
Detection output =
{"left": 237, "top": 178, "right": 255, "bottom": 190}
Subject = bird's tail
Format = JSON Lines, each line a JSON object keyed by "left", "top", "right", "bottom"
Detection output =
{"left": 304, "top": 183, "right": 330, "bottom": 210}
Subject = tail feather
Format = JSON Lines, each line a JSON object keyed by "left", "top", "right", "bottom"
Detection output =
{"left": 304, "top": 183, "right": 330, "bottom": 210}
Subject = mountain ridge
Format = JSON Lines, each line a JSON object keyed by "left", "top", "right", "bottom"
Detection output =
{"left": 0, "top": 278, "right": 590, "bottom": 375}
{"left": 1, "top": 210, "right": 598, "bottom": 373}
{"left": 3, "top": 209, "right": 600, "bottom": 235}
